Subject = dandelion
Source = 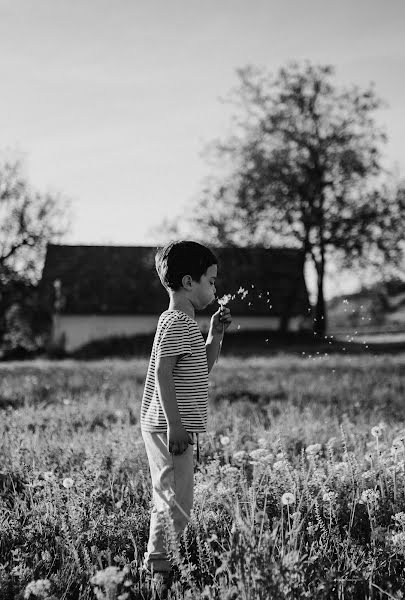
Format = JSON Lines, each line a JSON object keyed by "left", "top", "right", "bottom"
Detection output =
{"left": 232, "top": 450, "right": 248, "bottom": 462}
{"left": 91, "top": 566, "right": 128, "bottom": 591}
{"left": 220, "top": 435, "right": 230, "bottom": 446}
{"left": 218, "top": 294, "right": 232, "bottom": 307}
{"left": 281, "top": 492, "right": 296, "bottom": 506}
{"left": 24, "top": 579, "right": 52, "bottom": 599}
{"left": 305, "top": 443, "right": 322, "bottom": 456}
{"left": 62, "top": 477, "right": 74, "bottom": 489}
{"left": 371, "top": 425, "right": 384, "bottom": 438}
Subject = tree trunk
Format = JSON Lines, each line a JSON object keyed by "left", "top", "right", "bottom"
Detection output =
{"left": 314, "top": 262, "right": 327, "bottom": 337}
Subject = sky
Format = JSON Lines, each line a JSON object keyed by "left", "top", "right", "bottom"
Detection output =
{"left": 0, "top": 0, "right": 404, "bottom": 296}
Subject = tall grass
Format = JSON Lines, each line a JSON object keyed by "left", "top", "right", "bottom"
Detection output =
{"left": 1, "top": 355, "right": 405, "bottom": 599}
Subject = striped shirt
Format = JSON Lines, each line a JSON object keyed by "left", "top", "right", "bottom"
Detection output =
{"left": 141, "top": 310, "right": 208, "bottom": 433}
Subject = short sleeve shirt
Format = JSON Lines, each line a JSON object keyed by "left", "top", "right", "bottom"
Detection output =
{"left": 141, "top": 310, "right": 209, "bottom": 433}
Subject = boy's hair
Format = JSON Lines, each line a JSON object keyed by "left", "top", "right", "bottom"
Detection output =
{"left": 155, "top": 241, "right": 217, "bottom": 291}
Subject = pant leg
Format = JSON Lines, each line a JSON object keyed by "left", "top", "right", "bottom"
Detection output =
{"left": 142, "top": 431, "right": 194, "bottom": 572}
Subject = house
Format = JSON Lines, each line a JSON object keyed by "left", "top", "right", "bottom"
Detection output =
{"left": 39, "top": 244, "right": 311, "bottom": 352}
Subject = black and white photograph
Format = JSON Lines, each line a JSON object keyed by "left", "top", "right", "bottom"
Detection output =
{"left": 1, "top": 1, "right": 405, "bottom": 599}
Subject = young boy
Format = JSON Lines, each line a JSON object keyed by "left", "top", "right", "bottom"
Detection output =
{"left": 141, "top": 240, "right": 232, "bottom": 586}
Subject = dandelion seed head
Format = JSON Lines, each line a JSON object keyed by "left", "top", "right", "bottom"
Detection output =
{"left": 62, "top": 477, "right": 74, "bottom": 489}
{"left": 220, "top": 435, "right": 230, "bottom": 446}
{"left": 281, "top": 492, "right": 296, "bottom": 506}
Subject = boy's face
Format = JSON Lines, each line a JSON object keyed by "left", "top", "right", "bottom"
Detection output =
{"left": 191, "top": 264, "right": 217, "bottom": 310}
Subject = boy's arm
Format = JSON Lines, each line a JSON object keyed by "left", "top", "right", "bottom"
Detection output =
{"left": 155, "top": 354, "right": 192, "bottom": 455}
{"left": 206, "top": 307, "right": 232, "bottom": 373}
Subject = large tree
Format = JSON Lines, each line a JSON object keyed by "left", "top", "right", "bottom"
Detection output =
{"left": 0, "top": 157, "right": 70, "bottom": 284}
{"left": 184, "top": 62, "right": 405, "bottom": 336}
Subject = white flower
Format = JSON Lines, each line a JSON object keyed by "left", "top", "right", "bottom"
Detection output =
{"left": 305, "top": 444, "right": 322, "bottom": 456}
{"left": 218, "top": 294, "right": 232, "bottom": 306}
{"left": 24, "top": 579, "right": 52, "bottom": 599}
{"left": 233, "top": 450, "right": 248, "bottom": 462}
{"left": 322, "top": 491, "right": 338, "bottom": 503}
{"left": 281, "top": 492, "right": 296, "bottom": 506}
{"left": 91, "top": 566, "right": 128, "bottom": 588}
{"left": 62, "top": 477, "right": 74, "bottom": 489}
{"left": 371, "top": 425, "right": 384, "bottom": 438}
{"left": 220, "top": 435, "right": 230, "bottom": 446}
{"left": 360, "top": 489, "right": 380, "bottom": 505}
{"left": 273, "top": 460, "right": 286, "bottom": 471}
{"left": 392, "top": 512, "right": 405, "bottom": 528}
{"left": 43, "top": 471, "right": 55, "bottom": 482}
{"left": 249, "top": 448, "right": 270, "bottom": 461}
{"left": 276, "top": 452, "right": 285, "bottom": 459}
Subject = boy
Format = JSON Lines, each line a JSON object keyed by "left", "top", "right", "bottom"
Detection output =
{"left": 141, "top": 240, "right": 232, "bottom": 589}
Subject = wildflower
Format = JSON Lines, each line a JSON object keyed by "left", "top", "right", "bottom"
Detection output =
{"left": 273, "top": 460, "right": 286, "bottom": 471}
{"left": 391, "top": 531, "right": 405, "bottom": 551}
{"left": 43, "top": 471, "right": 55, "bottom": 482}
{"left": 91, "top": 566, "right": 127, "bottom": 588}
{"left": 276, "top": 452, "right": 285, "bottom": 459}
{"left": 232, "top": 450, "right": 247, "bottom": 463}
{"left": 62, "top": 398, "right": 71, "bottom": 405}
{"left": 62, "top": 477, "right": 74, "bottom": 489}
{"left": 360, "top": 489, "right": 380, "bottom": 505}
{"left": 305, "top": 444, "right": 322, "bottom": 456}
{"left": 393, "top": 512, "right": 405, "bottom": 528}
{"left": 371, "top": 425, "right": 384, "bottom": 438}
{"left": 281, "top": 492, "right": 296, "bottom": 506}
{"left": 249, "top": 448, "right": 269, "bottom": 461}
{"left": 218, "top": 294, "right": 232, "bottom": 306}
{"left": 220, "top": 435, "right": 230, "bottom": 446}
{"left": 24, "top": 579, "right": 52, "bottom": 599}
{"left": 322, "top": 491, "right": 338, "bottom": 503}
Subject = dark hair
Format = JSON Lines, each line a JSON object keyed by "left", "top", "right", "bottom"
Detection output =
{"left": 155, "top": 241, "right": 217, "bottom": 291}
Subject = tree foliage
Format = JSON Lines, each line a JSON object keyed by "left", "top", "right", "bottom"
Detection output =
{"left": 184, "top": 62, "right": 405, "bottom": 335}
{"left": 0, "top": 157, "right": 70, "bottom": 284}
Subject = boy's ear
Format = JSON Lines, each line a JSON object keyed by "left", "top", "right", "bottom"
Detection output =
{"left": 181, "top": 274, "right": 193, "bottom": 290}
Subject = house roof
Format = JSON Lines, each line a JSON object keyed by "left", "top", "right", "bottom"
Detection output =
{"left": 39, "top": 244, "right": 310, "bottom": 317}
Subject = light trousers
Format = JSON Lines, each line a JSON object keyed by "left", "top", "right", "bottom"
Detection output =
{"left": 142, "top": 431, "right": 194, "bottom": 573}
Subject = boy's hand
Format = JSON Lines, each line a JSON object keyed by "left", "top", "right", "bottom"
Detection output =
{"left": 167, "top": 422, "right": 193, "bottom": 455}
{"left": 211, "top": 307, "right": 232, "bottom": 335}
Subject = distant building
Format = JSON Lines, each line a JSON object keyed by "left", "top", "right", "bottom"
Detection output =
{"left": 39, "top": 244, "right": 311, "bottom": 352}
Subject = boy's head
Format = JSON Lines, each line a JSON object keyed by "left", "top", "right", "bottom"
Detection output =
{"left": 155, "top": 241, "right": 218, "bottom": 309}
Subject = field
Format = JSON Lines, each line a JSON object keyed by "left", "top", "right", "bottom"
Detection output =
{"left": 1, "top": 354, "right": 405, "bottom": 599}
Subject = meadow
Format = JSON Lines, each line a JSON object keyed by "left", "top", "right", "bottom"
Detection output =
{"left": 1, "top": 353, "right": 405, "bottom": 599}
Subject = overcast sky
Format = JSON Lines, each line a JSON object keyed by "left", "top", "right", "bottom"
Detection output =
{"left": 1, "top": 0, "right": 404, "bottom": 262}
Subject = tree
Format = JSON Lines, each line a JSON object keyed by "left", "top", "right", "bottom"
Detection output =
{"left": 0, "top": 156, "right": 70, "bottom": 283}
{"left": 185, "top": 62, "right": 405, "bottom": 336}
{"left": 0, "top": 156, "right": 70, "bottom": 356}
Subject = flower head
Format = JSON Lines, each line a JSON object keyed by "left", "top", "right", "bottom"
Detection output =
{"left": 305, "top": 444, "right": 322, "bottom": 456}
{"left": 43, "top": 471, "right": 55, "bottom": 482}
{"left": 232, "top": 450, "right": 248, "bottom": 463}
{"left": 62, "top": 477, "right": 74, "bottom": 489}
{"left": 281, "top": 492, "right": 296, "bottom": 506}
{"left": 371, "top": 425, "right": 385, "bottom": 438}
{"left": 218, "top": 294, "right": 232, "bottom": 307}
{"left": 24, "top": 579, "right": 52, "bottom": 599}
{"left": 220, "top": 435, "right": 230, "bottom": 446}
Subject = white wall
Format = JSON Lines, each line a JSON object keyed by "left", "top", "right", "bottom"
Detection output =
{"left": 54, "top": 314, "right": 307, "bottom": 352}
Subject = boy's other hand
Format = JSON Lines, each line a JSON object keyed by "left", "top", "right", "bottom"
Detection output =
{"left": 167, "top": 422, "right": 193, "bottom": 455}
{"left": 211, "top": 307, "right": 232, "bottom": 335}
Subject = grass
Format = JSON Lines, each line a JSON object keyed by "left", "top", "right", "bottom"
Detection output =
{"left": 1, "top": 354, "right": 405, "bottom": 599}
